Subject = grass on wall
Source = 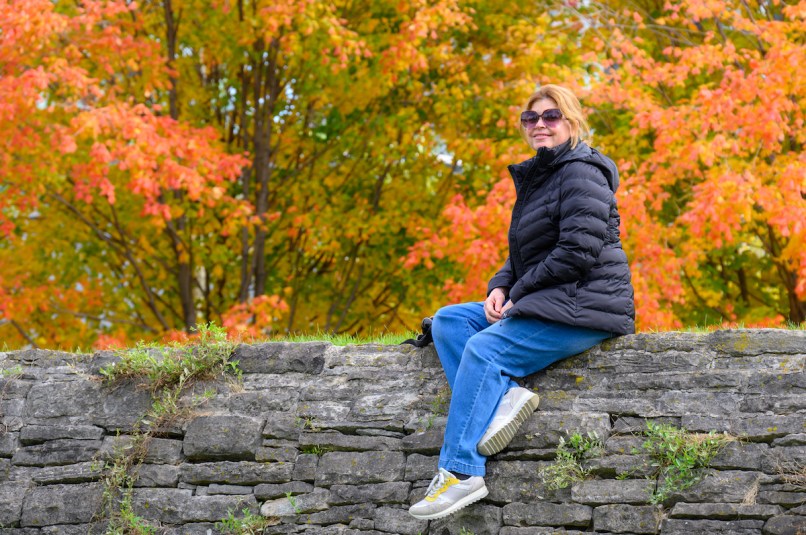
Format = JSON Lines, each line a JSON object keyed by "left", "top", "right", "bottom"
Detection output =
{"left": 273, "top": 330, "right": 418, "bottom": 346}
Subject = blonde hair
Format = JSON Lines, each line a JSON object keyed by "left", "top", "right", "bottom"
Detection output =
{"left": 520, "top": 84, "right": 590, "bottom": 149}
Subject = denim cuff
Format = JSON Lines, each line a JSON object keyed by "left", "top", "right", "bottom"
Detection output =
{"left": 439, "top": 459, "right": 486, "bottom": 477}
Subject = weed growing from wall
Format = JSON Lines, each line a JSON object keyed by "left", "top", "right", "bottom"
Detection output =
{"left": 215, "top": 508, "right": 278, "bottom": 534}
{"left": 295, "top": 415, "right": 320, "bottom": 431}
{"left": 96, "top": 323, "right": 241, "bottom": 533}
{"left": 299, "top": 444, "right": 332, "bottom": 456}
{"left": 638, "top": 421, "right": 731, "bottom": 504}
{"left": 539, "top": 431, "right": 604, "bottom": 490}
{"left": 418, "top": 384, "right": 451, "bottom": 431}
{"left": 777, "top": 459, "right": 806, "bottom": 491}
{"left": 1, "top": 364, "right": 23, "bottom": 378}
{"left": 285, "top": 491, "right": 302, "bottom": 514}
{"left": 99, "top": 322, "right": 239, "bottom": 391}
{"left": 94, "top": 433, "right": 156, "bottom": 534}
{"left": 430, "top": 385, "right": 451, "bottom": 417}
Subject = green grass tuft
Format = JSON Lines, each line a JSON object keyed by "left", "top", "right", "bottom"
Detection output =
{"left": 270, "top": 329, "right": 418, "bottom": 346}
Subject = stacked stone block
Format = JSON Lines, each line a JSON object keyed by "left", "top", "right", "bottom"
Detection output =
{"left": 0, "top": 330, "right": 804, "bottom": 534}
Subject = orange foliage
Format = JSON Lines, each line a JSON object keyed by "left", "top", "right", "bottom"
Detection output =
{"left": 0, "top": 0, "right": 259, "bottom": 348}
{"left": 222, "top": 295, "right": 290, "bottom": 340}
{"left": 585, "top": 0, "right": 806, "bottom": 328}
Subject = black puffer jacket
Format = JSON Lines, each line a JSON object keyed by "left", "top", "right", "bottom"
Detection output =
{"left": 487, "top": 140, "right": 635, "bottom": 335}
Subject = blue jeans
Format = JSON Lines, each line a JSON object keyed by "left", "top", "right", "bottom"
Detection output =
{"left": 432, "top": 302, "right": 612, "bottom": 477}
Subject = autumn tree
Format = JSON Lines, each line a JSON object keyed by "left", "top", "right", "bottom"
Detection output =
{"left": 1, "top": 0, "right": 250, "bottom": 348}
{"left": 578, "top": 0, "right": 806, "bottom": 327}
{"left": 132, "top": 0, "right": 478, "bottom": 336}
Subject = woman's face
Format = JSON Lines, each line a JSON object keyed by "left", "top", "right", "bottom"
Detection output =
{"left": 525, "top": 97, "right": 573, "bottom": 151}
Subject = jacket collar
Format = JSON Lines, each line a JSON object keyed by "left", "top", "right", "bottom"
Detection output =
{"left": 535, "top": 139, "right": 574, "bottom": 168}
{"left": 508, "top": 140, "right": 589, "bottom": 188}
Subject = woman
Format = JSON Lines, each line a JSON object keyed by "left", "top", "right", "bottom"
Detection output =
{"left": 408, "top": 84, "right": 635, "bottom": 520}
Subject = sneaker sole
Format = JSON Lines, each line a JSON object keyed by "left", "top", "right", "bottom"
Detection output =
{"left": 408, "top": 485, "right": 489, "bottom": 520}
{"left": 477, "top": 393, "right": 540, "bottom": 456}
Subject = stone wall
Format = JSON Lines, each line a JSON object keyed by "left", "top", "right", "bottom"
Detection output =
{"left": 1, "top": 330, "right": 805, "bottom": 534}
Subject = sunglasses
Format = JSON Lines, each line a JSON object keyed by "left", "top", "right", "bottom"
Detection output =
{"left": 520, "top": 109, "right": 564, "bottom": 129}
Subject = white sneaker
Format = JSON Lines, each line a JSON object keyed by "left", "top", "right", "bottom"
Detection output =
{"left": 477, "top": 387, "right": 540, "bottom": 456}
{"left": 408, "top": 468, "right": 488, "bottom": 520}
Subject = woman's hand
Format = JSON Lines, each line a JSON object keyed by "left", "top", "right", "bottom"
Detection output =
{"left": 484, "top": 287, "right": 508, "bottom": 323}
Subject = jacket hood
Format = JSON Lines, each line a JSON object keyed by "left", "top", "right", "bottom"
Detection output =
{"left": 509, "top": 141, "right": 620, "bottom": 193}
{"left": 578, "top": 144, "right": 620, "bottom": 193}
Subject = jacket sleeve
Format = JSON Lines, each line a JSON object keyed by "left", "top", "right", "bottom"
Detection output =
{"left": 487, "top": 256, "right": 515, "bottom": 297}
{"left": 509, "top": 163, "right": 611, "bottom": 303}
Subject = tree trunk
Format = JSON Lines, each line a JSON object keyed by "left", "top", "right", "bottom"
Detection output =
{"left": 162, "top": 0, "right": 195, "bottom": 331}
{"left": 251, "top": 38, "right": 281, "bottom": 298}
